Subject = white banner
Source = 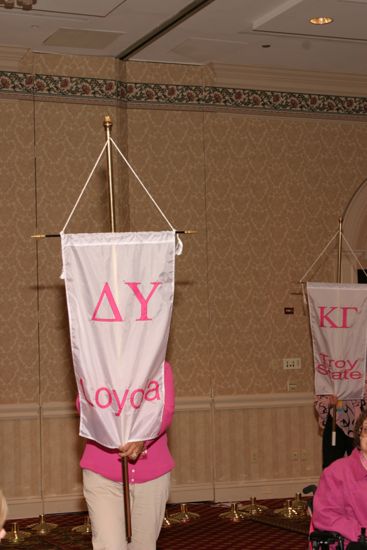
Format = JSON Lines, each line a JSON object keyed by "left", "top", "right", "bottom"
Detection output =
{"left": 61, "top": 231, "right": 175, "bottom": 449}
{"left": 307, "top": 282, "right": 367, "bottom": 399}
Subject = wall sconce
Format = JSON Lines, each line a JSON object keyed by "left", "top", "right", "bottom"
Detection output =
{"left": 0, "top": 0, "right": 37, "bottom": 9}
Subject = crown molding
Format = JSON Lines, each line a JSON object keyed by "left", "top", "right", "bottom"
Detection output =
{"left": 208, "top": 63, "right": 367, "bottom": 97}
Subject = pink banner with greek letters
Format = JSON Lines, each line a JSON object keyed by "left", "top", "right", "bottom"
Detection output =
{"left": 307, "top": 282, "right": 367, "bottom": 399}
{"left": 61, "top": 231, "right": 175, "bottom": 449}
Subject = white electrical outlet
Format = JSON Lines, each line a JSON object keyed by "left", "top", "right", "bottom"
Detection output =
{"left": 283, "top": 357, "right": 301, "bottom": 370}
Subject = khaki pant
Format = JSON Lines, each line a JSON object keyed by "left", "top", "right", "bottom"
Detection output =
{"left": 83, "top": 469, "right": 170, "bottom": 550}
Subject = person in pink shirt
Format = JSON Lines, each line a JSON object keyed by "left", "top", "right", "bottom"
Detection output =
{"left": 312, "top": 409, "right": 367, "bottom": 546}
{"left": 80, "top": 361, "right": 175, "bottom": 550}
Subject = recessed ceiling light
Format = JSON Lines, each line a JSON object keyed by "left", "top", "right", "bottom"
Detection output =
{"left": 309, "top": 16, "right": 334, "bottom": 25}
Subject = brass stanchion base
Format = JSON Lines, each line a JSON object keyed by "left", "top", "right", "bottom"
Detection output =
{"left": 71, "top": 515, "right": 92, "bottom": 535}
{"left": 291, "top": 493, "right": 307, "bottom": 518}
{"left": 169, "top": 503, "right": 200, "bottom": 523}
{"left": 274, "top": 499, "right": 299, "bottom": 519}
{"left": 162, "top": 510, "right": 180, "bottom": 529}
{"left": 219, "top": 503, "right": 244, "bottom": 523}
{"left": 239, "top": 496, "right": 268, "bottom": 517}
{"left": 3, "top": 522, "right": 32, "bottom": 544}
{"left": 27, "top": 514, "right": 57, "bottom": 534}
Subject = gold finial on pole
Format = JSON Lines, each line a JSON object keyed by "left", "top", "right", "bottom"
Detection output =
{"left": 103, "top": 115, "right": 116, "bottom": 233}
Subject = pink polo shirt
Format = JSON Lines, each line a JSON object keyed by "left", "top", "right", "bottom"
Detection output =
{"left": 313, "top": 448, "right": 367, "bottom": 544}
{"left": 79, "top": 362, "right": 175, "bottom": 484}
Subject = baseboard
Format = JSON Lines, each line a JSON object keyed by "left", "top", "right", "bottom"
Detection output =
{"left": 7, "top": 497, "right": 43, "bottom": 520}
{"left": 43, "top": 494, "right": 87, "bottom": 515}
{"left": 168, "top": 476, "right": 319, "bottom": 504}
{"left": 7, "top": 477, "right": 319, "bottom": 519}
{"left": 213, "top": 477, "right": 319, "bottom": 502}
{"left": 169, "top": 483, "right": 214, "bottom": 503}
{"left": 8, "top": 495, "right": 87, "bottom": 520}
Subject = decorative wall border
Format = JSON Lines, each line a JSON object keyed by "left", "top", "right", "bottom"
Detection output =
{"left": 1, "top": 70, "right": 367, "bottom": 117}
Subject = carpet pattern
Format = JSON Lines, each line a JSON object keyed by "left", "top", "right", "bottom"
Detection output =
{"left": 2, "top": 499, "right": 310, "bottom": 549}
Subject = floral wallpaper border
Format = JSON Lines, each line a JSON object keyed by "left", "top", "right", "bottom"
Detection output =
{"left": 1, "top": 70, "right": 367, "bottom": 117}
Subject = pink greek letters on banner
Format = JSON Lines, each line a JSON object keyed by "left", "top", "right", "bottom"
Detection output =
{"left": 91, "top": 281, "right": 162, "bottom": 322}
{"left": 61, "top": 231, "right": 175, "bottom": 448}
{"left": 319, "top": 306, "right": 358, "bottom": 328}
{"left": 307, "top": 283, "right": 367, "bottom": 399}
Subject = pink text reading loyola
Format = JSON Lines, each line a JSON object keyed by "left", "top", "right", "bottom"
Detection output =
{"left": 80, "top": 377, "right": 161, "bottom": 416}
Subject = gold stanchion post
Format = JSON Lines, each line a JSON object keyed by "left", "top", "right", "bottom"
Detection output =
{"left": 162, "top": 509, "right": 180, "bottom": 529}
{"left": 218, "top": 503, "right": 243, "bottom": 523}
{"left": 3, "top": 522, "right": 32, "bottom": 543}
{"left": 27, "top": 514, "right": 57, "bottom": 535}
{"left": 103, "top": 115, "right": 132, "bottom": 543}
{"left": 274, "top": 499, "right": 299, "bottom": 519}
{"left": 170, "top": 503, "right": 200, "bottom": 523}
{"left": 72, "top": 515, "right": 92, "bottom": 535}
{"left": 239, "top": 496, "right": 268, "bottom": 516}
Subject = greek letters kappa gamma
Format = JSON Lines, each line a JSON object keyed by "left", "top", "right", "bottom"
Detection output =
{"left": 316, "top": 306, "right": 362, "bottom": 381}
{"left": 307, "top": 283, "right": 367, "bottom": 399}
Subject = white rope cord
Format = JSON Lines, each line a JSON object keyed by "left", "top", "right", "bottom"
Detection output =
{"left": 109, "top": 137, "right": 175, "bottom": 232}
{"left": 299, "top": 230, "right": 339, "bottom": 283}
{"left": 61, "top": 140, "right": 109, "bottom": 233}
{"left": 342, "top": 233, "right": 367, "bottom": 280}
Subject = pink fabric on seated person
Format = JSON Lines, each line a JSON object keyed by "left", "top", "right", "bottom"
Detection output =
{"left": 312, "top": 447, "right": 367, "bottom": 546}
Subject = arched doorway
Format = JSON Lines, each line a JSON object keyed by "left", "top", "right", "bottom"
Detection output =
{"left": 342, "top": 176, "right": 367, "bottom": 283}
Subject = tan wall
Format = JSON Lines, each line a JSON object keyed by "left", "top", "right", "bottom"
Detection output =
{"left": 1, "top": 51, "right": 367, "bottom": 517}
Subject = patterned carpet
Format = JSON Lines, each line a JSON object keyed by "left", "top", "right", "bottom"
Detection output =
{"left": 2, "top": 499, "right": 310, "bottom": 549}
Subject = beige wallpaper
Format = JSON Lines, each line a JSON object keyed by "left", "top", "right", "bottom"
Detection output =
{"left": 126, "top": 108, "right": 210, "bottom": 396}
{"left": 125, "top": 60, "right": 209, "bottom": 86}
{"left": 0, "top": 99, "right": 39, "bottom": 403}
{"left": 3, "top": 59, "right": 367, "bottom": 402}
{"left": 205, "top": 114, "right": 367, "bottom": 395}
{"left": 28, "top": 52, "right": 119, "bottom": 80}
{"left": 35, "top": 102, "right": 129, "bottom": 402}
{"left": 124, "top": 108, "right": 367, "bottom": 396}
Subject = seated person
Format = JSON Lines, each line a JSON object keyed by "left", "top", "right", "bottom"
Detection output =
{"left": 313, "top": 409, "right": 367, "bottom": 546}
{"left": 0, "top": 490, "right": 8, "bottom": 540}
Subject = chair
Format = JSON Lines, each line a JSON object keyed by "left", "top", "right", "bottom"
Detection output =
{"left": 309, "top": 529, "right": 345, "bottom": 549}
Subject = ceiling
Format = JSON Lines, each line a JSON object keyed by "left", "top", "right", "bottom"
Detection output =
{"left": 1, "top": 0, "right": 367, "bottom": 76}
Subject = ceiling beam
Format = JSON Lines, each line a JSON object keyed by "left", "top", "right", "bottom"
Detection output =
{"left": 117, "top": 0, "right": 216, "bottom": 60}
